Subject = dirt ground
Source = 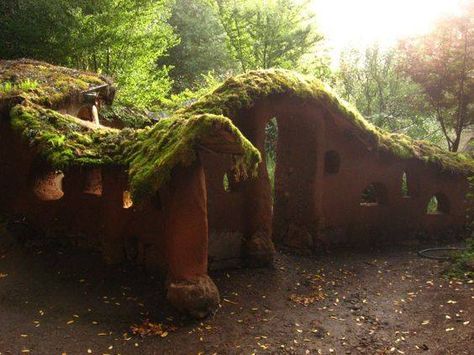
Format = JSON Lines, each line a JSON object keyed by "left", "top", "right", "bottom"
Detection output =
{"left": 0, "top": 237, "right": 472, "bottom": 355}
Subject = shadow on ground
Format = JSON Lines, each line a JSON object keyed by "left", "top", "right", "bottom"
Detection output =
{"left": 0, "top": 235, "right": 472, "bottom": 354}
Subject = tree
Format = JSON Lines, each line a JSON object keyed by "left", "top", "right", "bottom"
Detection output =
{"left": 214, "top": 0, "right": 325, "bottom": 71}
{"left": 398, "top": 3, "right": 474, "bottom": 151}
{"left": 160, "top": 0, "right": 237, "bottom": 93}
{"left": 336, "top": 44, "right": 443, "bottom": 143}
{"left": 0, "top": 0, "right": 178, "bottom": 108}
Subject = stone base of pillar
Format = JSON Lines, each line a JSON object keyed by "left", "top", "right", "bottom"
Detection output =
{"left": 243, "top": 231, "right": 275, "bottom": 267}
{"left": 166, "top": 275, "right": 220, "bottom": 319}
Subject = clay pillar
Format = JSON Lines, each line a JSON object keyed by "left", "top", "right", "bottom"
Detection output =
{"left": 235, "top": 104, "right": 275, "bottom": 267}
{"left": 163, "top": 160, "right": 220, "bottom": 318}
{"left": 100, "top": 168, "right": 128, "bottom": 264}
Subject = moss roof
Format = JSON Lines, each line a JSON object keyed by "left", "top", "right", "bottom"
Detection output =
{"left": 0, "top": 59, "right": 110, "bottom": 108}
{"left": 183, "top": 68, "right": 474, "bottom": 174}
{"left": 0, "top": 60, "right": 261, "bottom": 201}
{"left": 1, "top": 61, "right": 473, "bottom": 201}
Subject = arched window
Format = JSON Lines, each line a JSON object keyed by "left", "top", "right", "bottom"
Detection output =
{"left": 265, "top": 117, "right": 278, "bottom": 195}
{"left": 401, "top": 171, "right": 410, "bottom": 197}
{"left": 324, "top": 150, "right": 340, "bottom": 174}
{"left": 83, "top": 168, "right": 103, "bottom": 196}
{"left": 123, "top": 191, "right": 133, "bottom": 209}
{"left": 223, "top": 173, "right": 231, "bottom": 193}
{"left": 426, "top": 193, "right": 449, "bottom": 214}
{"left": 360, "top": 182, "right": 388, "bottom": 206}
{"left": 33, "top": 170, "right": 64, "bottom": 201}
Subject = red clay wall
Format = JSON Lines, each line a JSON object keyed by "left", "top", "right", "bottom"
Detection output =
{"left": 0, "top": 120, "right": 168, "bottom": 272}
{"left": 1, "top": 93, "right": 470, "bottom": 271}
{"left": 204, "top": 95, "right": 470, "bottom": 261}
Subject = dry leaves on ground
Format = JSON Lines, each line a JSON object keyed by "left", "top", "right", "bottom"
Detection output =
{"left": 130, "top": 319, "right": 177, "bottom": 338}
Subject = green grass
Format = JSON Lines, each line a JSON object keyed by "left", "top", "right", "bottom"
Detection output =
{"left": 446, "top": 238, "right": 474, "bottom": 279}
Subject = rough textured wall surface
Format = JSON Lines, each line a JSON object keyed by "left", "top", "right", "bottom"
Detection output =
{"left": 205, "top": 95, "right": 469, "bottom": 266}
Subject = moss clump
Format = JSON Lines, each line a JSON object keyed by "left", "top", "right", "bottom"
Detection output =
{"left": 126, "top": 113, "right": 261, "bottom": 201}
{"left": 8, "top": 103, "right": 260, "bottom": 201}
{"left": 9, "top": 103, "right": 136, "bottom": 168}
{"left": 0, "top": 59, "right": 109, "bottom": 107}
{"left": 99, "top": 104, "right": 155, "bottom": 129}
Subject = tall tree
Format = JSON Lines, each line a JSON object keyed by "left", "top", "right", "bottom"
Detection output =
{"left": 161, "top": 0, "right": 236, "bottom": 93}
{"left": 336, "top": 45, "right": 442, "bottom": 143}
{"left": 398, "top": 3, "right": 474, "bottom": 151}
{"left": 214, "top": 0, "right": 324, "bottom": 71}
{"left": 0, "top": 0, "right": 178, "bottom": 108}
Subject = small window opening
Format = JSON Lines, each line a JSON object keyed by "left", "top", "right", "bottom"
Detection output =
{"left": 83, "top": 168, "right": 103, "bottom": 196}
{"left": 426, "top": 193, "right": 449, "bottom": 214}
{"left": 265, "top": 117, "right": 278, "bottom": 199}
{"left": 360, "top": 182, "right": 387, "bottom": 206}
{"left": 401, "top": 171, "right": 410, "bottom": 197}
{"left": 325, "top": 150, "right": 340, "bottom": 174}
{"left": 123, "top": 191, "right": 133, "bottom": 209}
{"left": 223, "top": 173, "right": 231, "bottom": 192}
{"left": 33, "top": 170, "right": 64, "bottom": 201}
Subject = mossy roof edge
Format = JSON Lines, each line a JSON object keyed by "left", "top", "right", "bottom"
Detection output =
{"left": 180, "top": 68, "right": 474, "bottom": 175}
{"left": 0, "top": 59, "right": 111, "bottom": 108}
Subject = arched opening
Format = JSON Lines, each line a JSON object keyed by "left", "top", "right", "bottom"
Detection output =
{"left": 223, "top": 173, "right": 231, "bottom": 192}
{"left": 324, "top": 150, "right": 340, "bottom": 174}
{"left": 83, "top": 168, "right": 103, "bottom": 196}
{"left": 123, "top": 191, "right": 133, "bottom": 209}
{"left": 401, "top": 171, "right": 410, "bottom": 197}
{"left": 265, "top": 117, "right": 278, "bottom": 198}
{"left": 426, "top": 193, "right": 449, "bottom": 214}
{"left": 360, "top": 182, "right": 388, "bottom": 206}
{"left": 33, "top": 170, "right": 64, "bottom": 201}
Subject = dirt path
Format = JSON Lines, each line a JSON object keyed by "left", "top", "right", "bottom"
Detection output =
{"left": 0, "top": 240, "right": 472, "bottom": 354}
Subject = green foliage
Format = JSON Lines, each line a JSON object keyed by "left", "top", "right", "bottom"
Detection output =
{"left": 335, "top": 44, "right": 443, "bottom": 145}
{"left": 214, "top": 0, "right": 326, "bottom": 72}
{"left": 161, "top": 0, "right": 237, "bottom": 93}
{"left": 398, "top": 2, "right": 474, "bottom": 151}
{"left": 0, "top": 0, "right": 177, "bottom": 108}
{"left": 447, "top": 238, "right": 474, "bottom": 279}
{"left": 160, "top": 72, "right": 223, "bottom": 112}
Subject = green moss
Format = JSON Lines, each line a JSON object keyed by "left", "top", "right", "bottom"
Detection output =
{"left": 181, "top": 69, "right": 474, "bottom": 174}
{"left": 8, "top": 102, "right": 260, "bottom": 201}
{"left": 99, "top": 104, "right": 155, "bottom": 129}
{"left": 3, "top": 62, "right": 474, "bottom": 203}
{"left": 0, "top": 59, "right": 109, "bottom": 107}
{"left": 9, "top": 103, "right": 135, "bottom": 168}
{"left": 126, "top": 113, "right": 261, "bottom": 201}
